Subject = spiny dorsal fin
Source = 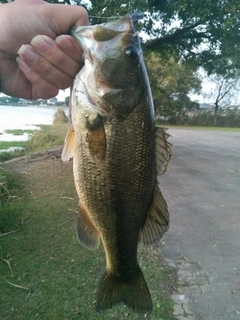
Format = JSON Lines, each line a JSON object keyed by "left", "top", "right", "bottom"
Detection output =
{"left": 155, "top": 127, "right": 172, "bottom": 176}
{"left": 76, "top": 202, "right": 100, "bottom": 250}
{"left": 140, "top": 186, "right": 169, "bottom": 245}
{"left": 61, "top": 125, "right": 75, "bottom": 162}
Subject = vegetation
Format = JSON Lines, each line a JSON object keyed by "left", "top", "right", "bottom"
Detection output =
{"left": 157, "top": 108, "right": 240, "bottom": 128}
{"left": 147, "top": 53, "right": 201, "bottom": 124}
{"left": 0, "top": 124, "right": 68, "bottom": 162}
{"left": 53, "top": 108, "right": 68, "bottom": 125}
{"left": 0, "top": 140, "right": 27, "bottom": 150}
{"left": 185, "top": 109, "right": 240, "bottom": 128}
{"left": 199, "top": 73, "right": 240, "bottom": 125}
{"left": 0, "top": 167, "right": 27, "bottom": 233}
{"left": 0, "top": 141, "right": 28, "bottom": 162}
{"left": 4, "top": 129, "right": 36, "bottom": 136}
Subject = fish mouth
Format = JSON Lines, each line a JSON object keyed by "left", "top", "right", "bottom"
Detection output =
{"left": 70, "top": 13, "right": 142, "bottom": 51}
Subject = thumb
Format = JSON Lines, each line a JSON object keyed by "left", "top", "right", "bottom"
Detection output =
{"left": 45, "top": 3, "right": 89, "bottom": 35}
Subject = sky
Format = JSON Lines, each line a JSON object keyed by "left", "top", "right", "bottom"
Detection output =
{"left": 58, "top": 88, "right": 70, "bottom": 101}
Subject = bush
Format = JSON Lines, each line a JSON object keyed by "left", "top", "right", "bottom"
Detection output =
{"left": 53, "top": 108, "right": 68, "bottom": 125}
{"left": 158, "top": 108, "right": 240, "bottom": 127}
{"left": 185, "top": 110, "right": 240, "bottom": 127}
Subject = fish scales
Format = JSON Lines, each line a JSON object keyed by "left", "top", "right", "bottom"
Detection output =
{"left": 62, "top": 13, "right": 171, "bottom": 314}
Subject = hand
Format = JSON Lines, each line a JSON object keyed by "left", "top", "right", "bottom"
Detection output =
{"left": 0, "top": 0, "right": 88, "bottom": 99}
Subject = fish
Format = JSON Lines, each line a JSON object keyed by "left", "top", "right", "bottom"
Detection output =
{"left": 61, "top": 13, "right": 172, "bottom": 314}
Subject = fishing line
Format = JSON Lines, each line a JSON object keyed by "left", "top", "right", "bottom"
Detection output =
{"left": 88, "top": 12, "right": 145, "bottom": 24}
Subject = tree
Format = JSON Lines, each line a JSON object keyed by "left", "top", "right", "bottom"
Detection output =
{"left": 65, "top": 96, "right": 70, "bottom": 107}
{"left": 202, "top": 73, "right": 240, "bottom": 125}
{"left": 147, "top": 53, "right": 201, "bottom": 124}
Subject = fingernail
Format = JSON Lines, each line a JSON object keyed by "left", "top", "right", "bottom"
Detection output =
{"left": 55, "top": 35, "right": 73, "bottom": 52}
{"left": 16, "top": 57, "right": 31, "bottom": 72}
{"left": 31, "top": 35, "right": 51, "bottom": 53}
{"left": 18, "top": 45, "right": 38, "bottom": 64}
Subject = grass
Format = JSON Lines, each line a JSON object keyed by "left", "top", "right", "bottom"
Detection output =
{"left": 4, "top": 129, "right": 36, "bottom": 136}
{"left": 0, "top": 124, "right": 68, "bottom": 162}
{"left": 0, "top": 167, "right": 28, "bottom": 233}
{"left": 26, "top": 124, "right": 68, "bottom": 152}
{"left": 0, "top": 158, "right": 176, "bottom": 319}
{"left": 0, "top": 108, "right": 69, "bottom": 163}
{"left": 0, "top": 140, "right": 28, "bottom": 150}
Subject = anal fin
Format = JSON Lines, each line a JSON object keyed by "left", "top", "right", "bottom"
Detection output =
{"left": 76, "top": 202, "right": 100, "bottom": 250}
{"left": 140, "top": 186, "right": 169, "bottom": 245}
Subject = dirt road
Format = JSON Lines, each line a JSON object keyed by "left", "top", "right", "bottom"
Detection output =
{"left": 161, "top": 128, "right": 240, "bottom": 320}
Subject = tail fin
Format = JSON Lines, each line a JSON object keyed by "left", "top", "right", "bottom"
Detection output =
{"left": 95, "top": 266, "right": 152, "bottom": 314}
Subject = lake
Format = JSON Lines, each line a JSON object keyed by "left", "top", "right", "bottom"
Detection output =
{"left": 0, "top": 105, "right": 68, "bottom": 141}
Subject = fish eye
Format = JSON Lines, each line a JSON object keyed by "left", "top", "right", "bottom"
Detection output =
{"left": 125, "top": 46, "right": 138, "bottom": 59}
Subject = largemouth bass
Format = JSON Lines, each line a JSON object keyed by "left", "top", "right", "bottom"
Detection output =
{"left": 62, "top": 13, "right": 172, "bottom": 314}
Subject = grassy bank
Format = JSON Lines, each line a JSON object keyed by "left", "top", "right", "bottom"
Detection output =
{"left": 0, "top": 125, "right": 176, "bottom": 319}
{"left": 0, "top": 124, "right": 68, "bottom": 162}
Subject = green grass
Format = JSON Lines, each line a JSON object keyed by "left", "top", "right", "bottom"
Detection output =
{"left": 0, "top": 167, "right": 28, "bottom": 233}
{"left": 0, "top": 124, "right": 68, "bottom": 162}
{"left": 4, "top": 129, "right": 36, "bottom": 136}
{"left": 0, "top": 141, "right": 28, "bottom": 150}
{"left": 26, "top": 124, "right": 68, "bottom": 152}
{"left": 0, "top": 141, "right": 28, "bottom": 162}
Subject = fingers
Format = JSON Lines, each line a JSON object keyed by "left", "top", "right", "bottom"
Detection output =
{"left": 55, "top": 34, "right": 84, "bottom": 63}
{"left": 18, "top": 35, "right": 82, "bottom": 81}
{"left": 17, "top": 34, "right": 83, "bottom": 99}
{"left": 16, "top": 57, "right": 59, "bottom": 100}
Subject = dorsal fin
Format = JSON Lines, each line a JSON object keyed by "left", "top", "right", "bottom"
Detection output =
{"left": 61, "top": 125, "right": 75, "bottom": 162}
{"left": 155, "top": 127, "right": 172, "bottom": 175}
{"left": 140, "top": 127, "right": 171, "bottom": 244}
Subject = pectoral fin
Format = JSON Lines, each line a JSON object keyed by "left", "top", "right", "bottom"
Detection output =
{"left": 140, "top": 186, "right": 169, "bottom": 245}
{"left": 61, "top": 125, "right": 75, "bottom": 162}
{"left": 155, "top": 127, "right": 172, "bottom": 175}
{"left": 76, "top": 202, "right": 100, "bottom": 250}
{"left": 86, "top": 126, "right": 107, "bottom": 162}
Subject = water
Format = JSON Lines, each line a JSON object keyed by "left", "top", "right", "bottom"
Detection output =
{"left": 0, "top": 105, "right": 68, "bottom": 141}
